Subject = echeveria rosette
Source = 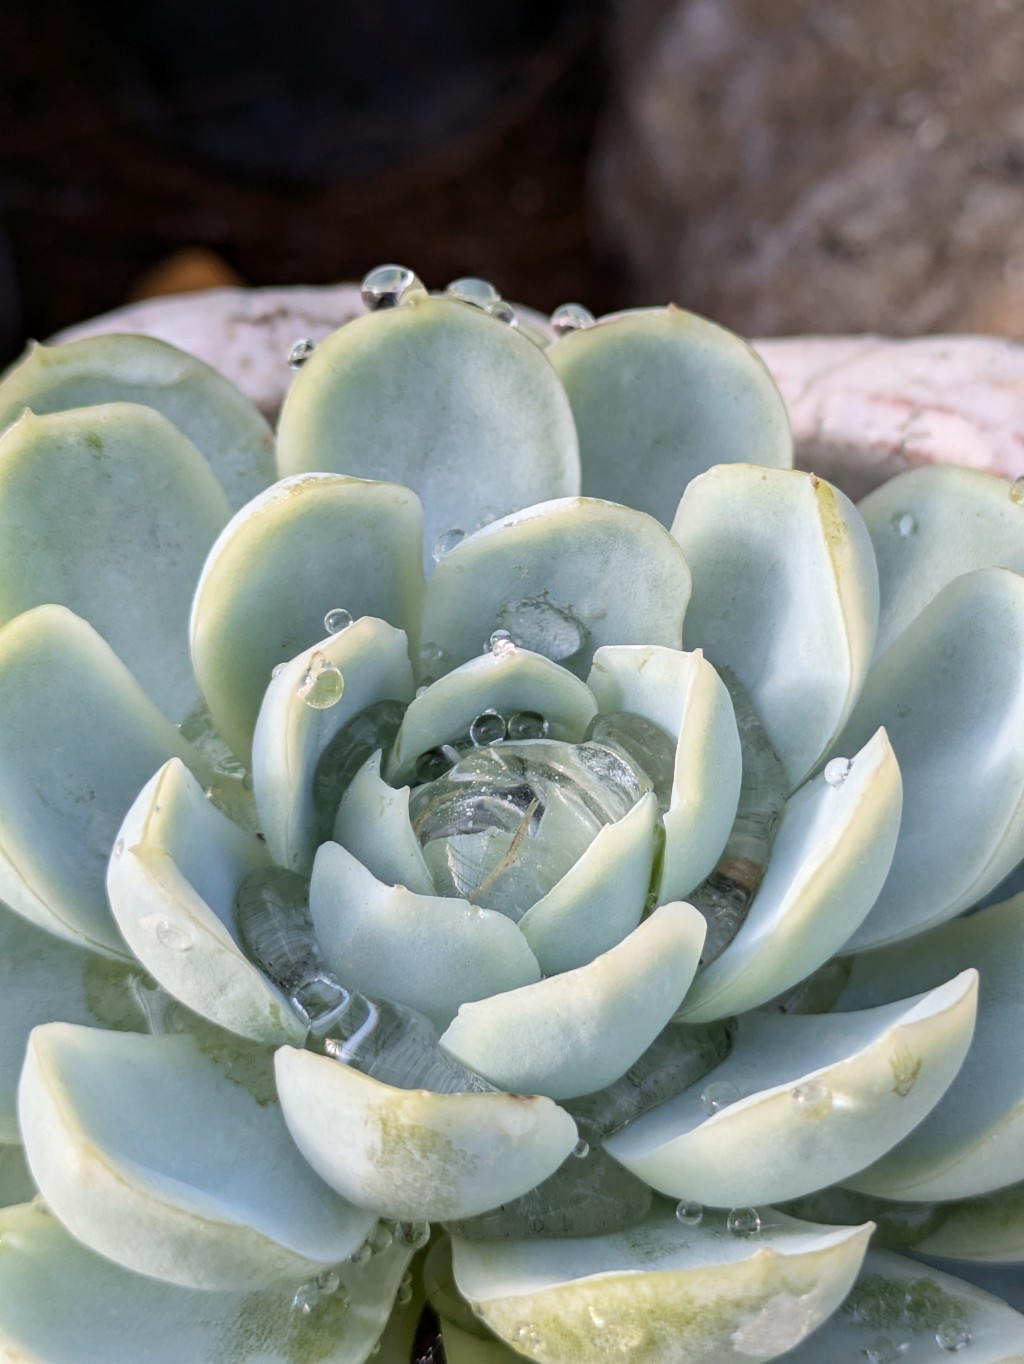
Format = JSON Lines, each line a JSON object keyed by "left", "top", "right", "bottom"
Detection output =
{"left": 0, "top": 274, "right": 1023, "bottom": 1363}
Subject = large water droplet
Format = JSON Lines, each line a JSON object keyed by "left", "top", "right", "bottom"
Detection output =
{"left": 892, "top": 511, "right": 918, "bottom": 537}
{"left": 791, "top": 1079, "right": 833, "bottom": 1118}
{"left": 469, "top": 710, "right": 506, "bottom": 746}
{"left": 507, "top": 711, "right": 549, "bottom": 741}
{"left": 936, "top": 1323, "right": 971, "bottom": 1352}
{"left": 551, "top": 302, "right": 595, "bottom": 335}
{"left": 824, "top": 756, "right": 852, "bottom": 787}
{"left": 446, "top": 277, "right": 500, "bottom": 310}
{"left": 1010, "top": 476, "right": 1024, "bottom": 505}
{"left": 726, "top": 1207, "right": 761, "bottom": 1237}
{"left": 361, "top": 264, "right": 425, "bottom": 311}
{"left": 701, "top": 1079, "right": 741, "bottom": 1114}
{"left": 586, "top": 712, "right": 676, "bottom": 811}
{"left": 298, "top": 651, "right": 344, "bottom": 709}
{"left": 497, "top": 594, "right": 588, "bottom": 666}
{"left": 288, "top": 338, "right": 316, "bottom": 369}
{"left": 154, "top": 918, "right": 193, "bottom": 953}
{"left": 432, "top": 527, "right": 465, "bottom": 561}
{"left": 324, "top": 607, "right": 353, "bottom": 635}
{"left": 675, "top": 1199, "right": 703, "bottom": 1226}
{"left": 488, "top": 628, "right": 517, "bottom": 658}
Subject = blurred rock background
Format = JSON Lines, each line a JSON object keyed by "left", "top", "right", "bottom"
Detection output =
{"left": 3, "top": 0, "right": 1024, "bottom": 364}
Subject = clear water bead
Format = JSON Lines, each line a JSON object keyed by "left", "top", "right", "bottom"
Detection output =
{"left": 413, "top": 745, "right": 459, "bottom": 784}
{"left": 488, "top": 628, "right": 517, "bottom": 657}
{"left": 675, "top": 1199, "right": 703, "bottom": 1226}
{"left": 314, "top": 1268, "right": 341, "bottom": 1295}
{"left": 1011, "top": 476, "right": 1024, "bottom": 505}
{"left": 154, "top": 919, "right": 193, "bottom": 952}
{"left": 701, "top": 1079, "right": 741, "bottom": 1114}
{"left": 272, "top": 662, "right": 286, "bottom": 678}
{"left": 791, "top": 1079, "right": 834, "bottom": 1118}
{"left": 446, "top": 277, "right": 500, "bottom": 310}
{"left": 586, "top": 711, "right": 676, "bottom": 812}
{"left": 324, "top": 607, "right": 353, "bottom": 635}
{"left": 297, "top": 651, "right": 345, "bottom": 709}
{"left": 361, "top": 264, "right": 424, "bottom": 311}
{"left": 864, "top": 1339, "right": 899, "bottom": 1364}
{"left": 824, "top": 757, "right": 852, "bottom": 787}
{"left": 507, "top": 711, "right": 549, "bottom": 741}
{"left": 936, "top": 1324, "right": 971, "bottom": 1352}
{"left": 432, "top": 527, "right": 465, "bottom": 561}
{"left": 892, "top": 511, "right": 918, "bottom": 537}
{"left": 469, "top": 710, "right": 506, "bottom": 746}
{"left": 287, "top": 338, "right": 316, "bottom": 369}
{"left": 572, "top": 1138, "right": 590, "bottom": 1159}
{"left": 394, "top": 1220, "right": 431, "bottom": 1250}
{"left": 497, "top": 595, "right": 588, "bottom": 665}
{"left": 113, "top": 838, "right": 125, "bottom": 858}
{"left": 491, "top": 300, "right": 518, "bottom": 326}
{"left": 551, "top": 302, "right": 595, "bottom": 335}
{"left": 291, "top": 1282, "right": 320, "bottom": 1314}
{"left": 396, "top": 1272, "right": 414, "bottom": 1308}
{"left": 727, "top": 1207, "right": 762, "bottom": 1238}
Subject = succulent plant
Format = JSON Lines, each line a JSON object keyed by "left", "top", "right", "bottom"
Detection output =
{"left": 1, "top": 266, "right": 1024, "bottom": 1363}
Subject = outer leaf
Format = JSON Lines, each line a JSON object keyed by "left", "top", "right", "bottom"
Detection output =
{"left": 387, "top": 647, "right": 597, "bottom": 784}
{"left": 190, "top": 474, "right": 423, "bottom": 760}
{"left": 252, "top": 616, "right": 414, "bottom": 874}
{"left": 421, "top": 497, "right": 690, "bottom": 679}
{"left": 452, "top": 1203, "right": 873, "bottom": 1363}
{"left": 547, "top": 306, "right": 792, "bottom": 527}
{"left": 18, "top": 1024, "right": 375, "bottom": 1290}
{"left": 274, "top": 1048, "right": 578, "bottom": 1222}
{"left": 835, "top": 567, "right": 1024, "bottom": 949}
{"left": 606, "top": 972, "right": 977, "bottom": 1208}
{"left": 0, "top": 333, "right": 275, "bottom": 509}
{"left": 676, "top": 728, "right": 902, "bottom": 1022}
{"left": 672, "top": 466, "right": 879, "bottom": 787}
{"left": 107, "top": 758, "right": 306, "bottom": 1045}
{"left": 780, "top": 1250, "right": 1024, "bottom": 1362}
{"left": 861, "top": 465, "right": 1024, "bottom": 657}
{"left": 0, "top": 404, "right": 230, "bottom": 721}
{"left": 0, "top": 1201, "right": 410, "bottom": 1364}
{"left": 586, "top": 645, "right": 742, "bottom": 901}
{"left": 309, "top": 841, "right": 540, "bottom": 1030}
{"left": 276, "top": 295, "right": 580, "bottom": 574}
{"left": 837, "top": 893, "right": 1024, "bottom": 1201}
{"left": 0, "top": 606, "right": 209, "bottom": 956}
{"left": 440, "top": 903, "right": 706, "bottom": 1099}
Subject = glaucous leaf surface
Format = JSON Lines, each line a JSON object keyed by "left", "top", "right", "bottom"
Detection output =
{"left": 0, "top": 333, "right": 275, "bottom": 509}
{"left": 190, "top": 474, "right": 423, "bottom": 760}
{"left": 276, "top": 296, "right": 579, "bottom": 574}
{"left": 606, "top": 972, "right": 977, "bottom": 1208}
{"left": 677, "top": 727, "right": 902, "bottom": 1022}
{"left": 252, "top": 616, "right": 414, "bottom": 875}
{"left": 0, "top": 403, "right": 230, "bottom": 722}
{"left": 19, "top": 1023, "right": 375, "bottom": 1290}
{"left": 547, "top": 306, "right": 792, "bottom": 528}
{"left": 0, "top": 606, "right": 209, "bottom": 957}
{"left": 836, "top": 567, "right": 1024, "bottom": 949}
{"left": 672, "top": 466, "right": 879, "bottom": 787}
{"left": 333, "top": 752, "right": 435, "bottom": 896}
{"left": 452, "top": 1202, "right": 872, "bottom": 1363}
{"left": 0, "top": 1200, "right": 410, "bottom": 1364}
{"left": 421, "top": 497, "right": 690, "bottom": 679}
{"left": 440, "top": 902, "right": 706, "bottom": 1099}
{"left": 274, "top": 1049, "right": 578, "bottom": 1222}
{"left": 107, "top": 758, "right": 306, "bottom": 1046}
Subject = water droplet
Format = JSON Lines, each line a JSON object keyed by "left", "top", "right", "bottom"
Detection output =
{"left": 415, "top": 684, "right": 429, "bottom": 698}
{"left": 288, "top": 338, "right": 316, "bottom": 369}
{"left": 864, "top": 1338, "right": 899, "bottom": 1364}
{"left": 1010, "top": 476, "right": 1024, "bottom": 505}
{"left": 936, "top": 1324, "right": 971, "bottom": 1352}
{"left": 113, "top": 838, "right": 125, "bottom": 858}
{"left": 497, "top": 595, "right": 588, "bottom": 664}
{"left": 515, "top": 1323, "right": 544, "bottom": 1351}
{"left": 727, "top": 1207, "right": 761, "bottom": 1237}
{"left": 396, "top": 1271, "right": 414, "bottom": 1307}
{"left": 154, "top": 918, "right": 193, "bottom": 952}
{"left": 491, "top": 300, "right": 518, "bottom": 326}
{"left": 701, "top": 1079, "right": 741, "bottom": 1114}
{"left": 572, "top": 1138, "right": 590, "bottom": 1159}
{"left": 272, "top": 662, "right": 287, "bottom": 678}
{"left": 469, "top": 710, "right": 507, "bottom": 746}
{"left": 324, "top": 607, "right": 353, "bottom": 635}
{"left": 891, "top": 511, "right": 917, "bottom": 537}
{"left": 488, "top": 628, "right": 517, "bottom": 657}
{"left": 503, "top": 710, "right": 547, "bottom": 741}
{"left": 367, "top": 1222, "right": 394, "bottom": 1254}
{"left": 361, "top": 264, "right": 425, "bottom": 311}
{"left": 394, "top": 1219, "right": 432, "bottom": 1249}
{"left": 446, "top": 277, "right": 500, "bottom": 310}
{"left": 298, "top": 651, "right": 345, "bottom": 709}
{"left": 824, "top": 757, "right": 852, "bottom": 787}
{"left": 351, "top": 1241, "right": 373, "bottom": 1266}
{"left": 314, "top": 1268, "right": 341, "bottom": 1295}
{"left": 551, "top": 302, "right": 595, "bottom": 335}
{"left": 792, "top": 1079, "right": 834, "bottom": 1118}
{"left": 675, "top": 1199, "right": 703, "bottom": 1226}
{"left": 291, "top": 1281, "right": 321, "bottom": 1314}
{"left": 414, "top": 747, "right": 458, "bottom": 784}
{"left": 432, "top": 527, "right": 465, "bottom": 561}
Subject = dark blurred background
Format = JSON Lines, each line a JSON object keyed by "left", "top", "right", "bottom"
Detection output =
{"left": 4, "top": 0, "right": 1024, "bottom": 366}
